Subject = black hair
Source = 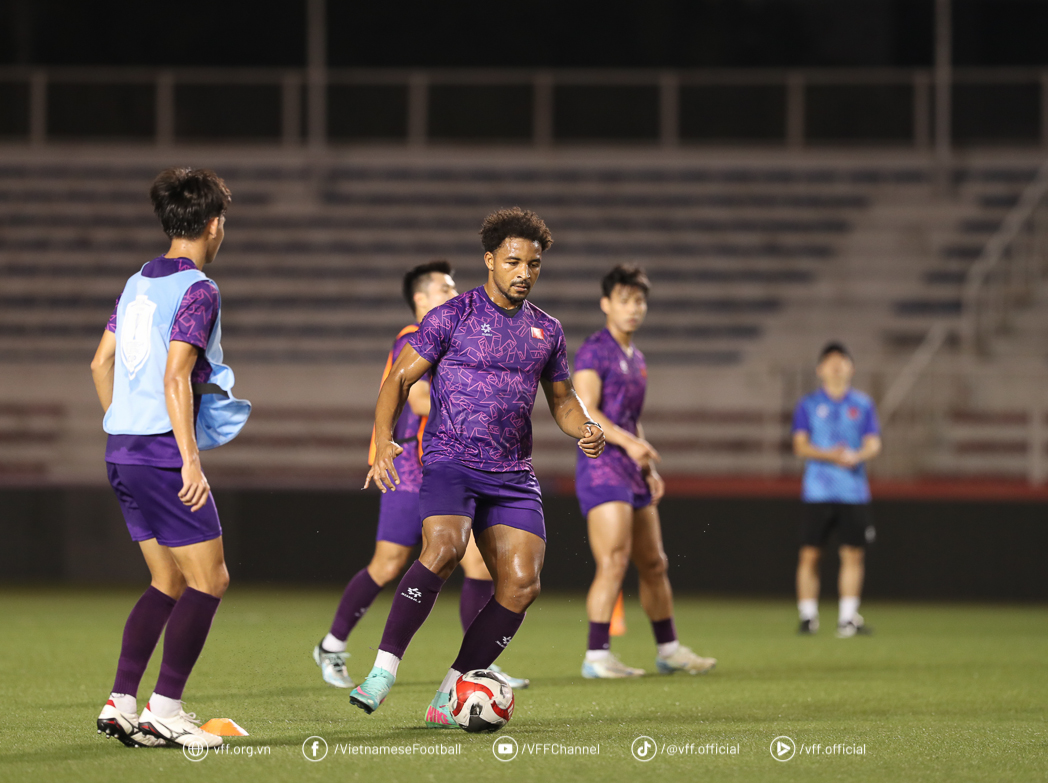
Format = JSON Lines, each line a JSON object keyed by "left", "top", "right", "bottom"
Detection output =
{"left": 402, "top": 259, "right": 454, "bottom": 313}
{"left": 479, "top": 207, "right": 553, "bottom": 254}
{"left": 149, "top": 167, "right": 232, "bottom": 239}
{"left": 818, "top": 341, "right": 852, "bottom": 363}
{"left": 600, "top": 264, "right": 651, "bottom": 298}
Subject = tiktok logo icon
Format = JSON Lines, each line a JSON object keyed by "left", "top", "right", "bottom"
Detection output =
{"left": 631, "top": 736, "right": 658, "bottom": 762}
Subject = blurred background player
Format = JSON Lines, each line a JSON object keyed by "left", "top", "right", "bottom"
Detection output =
{"left": 312, "top": 260, "right": 528, "bottom": 690}
{"left": 574, "top": 265, "right": 717, "bottom": 678}
{"left": 90, "top": 168, "right": 250, "bottom": 749}
{"left": 351, "top": 208, "right": 604, "bottom": 727}
{"left": 792, "top": 342, "right": 882, "bottom": 637}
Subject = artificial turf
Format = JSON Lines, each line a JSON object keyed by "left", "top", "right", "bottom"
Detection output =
{"left": 0, "top": 588, "right": 1045, "bottom": 783}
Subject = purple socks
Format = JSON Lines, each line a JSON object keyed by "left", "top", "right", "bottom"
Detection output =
{"left": 459, "top": 577, "right": 494, "bottom": 632}
{"left": 112, "top": 586, "right": 177, "bottom": 696}
{"left": 378, "top": 560, "right": 446, "bottom": 659}
{"left": 587, "top": 621, "right": 611, "bottom": 652}
{"left": 651, "top": 617, "right": 677, "bottom": 645}
{"left": 154, "top": 587, "right": 222, "bottom": 701}
{"left": 330, "top": 568, "right": 384, "bottom": 641}
{"left": 451, "top": 597, "right": 526, "bottom": 673}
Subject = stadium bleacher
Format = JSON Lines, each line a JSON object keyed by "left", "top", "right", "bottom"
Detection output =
{"left": 2, "top": 148, "right": 1045, "bottom": 485}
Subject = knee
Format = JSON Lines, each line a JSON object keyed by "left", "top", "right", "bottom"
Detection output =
{"left": 637, "top": 550, "right": 669, "bottom": 580}
{"left": 799, "top": 547, "right": 822, "bottom": 568}
{"left": 595, "top": 547, "right": 631, "bottom": 580}
{"left": 152, "top": 574, "right": 186, "bottom": 600}
{"left": 840, "top": 546, "right": 865, "bottom": 566}
{"left": 209, "top": 566, "right": 230, "bottom": 598}
{"left": 369, "top": 552, "right": 410, "bottom": 586}
{"left": 500, "top": 573, "right": 541, "bottom": 612}
{"left": 420, "top": 536, "right": 463, "bottom": 578}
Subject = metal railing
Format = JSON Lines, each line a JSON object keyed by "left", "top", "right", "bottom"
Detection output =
{"left": 962, "top": 158, "right": 1048, "bottom": 355}
{"left": 1, "top": 66, "right": 1048, "bottom": 148}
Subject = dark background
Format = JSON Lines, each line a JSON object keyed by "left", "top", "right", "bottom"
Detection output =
{"left": 3, "top": 0, "right": 1048, "bottom": 69}
{"left": 6, "top": 488, "right": 1045, "bottom": 600}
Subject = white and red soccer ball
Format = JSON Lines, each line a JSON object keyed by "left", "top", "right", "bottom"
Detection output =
{"left": 449, "top": 669, "right": 514, "bottom": 733}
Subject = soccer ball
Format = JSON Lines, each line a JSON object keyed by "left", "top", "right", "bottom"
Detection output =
{"left": 449, "top": 669, "right": 514, "bottom": 733}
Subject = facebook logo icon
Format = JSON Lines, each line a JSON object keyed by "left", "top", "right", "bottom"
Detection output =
{"left": 302, "top": 736, "right": 328, "bottom": 762}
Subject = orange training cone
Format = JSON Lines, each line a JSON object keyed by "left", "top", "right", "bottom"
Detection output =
{"left": 199, "top": 718, "right": 249, "bottom": 736}
{"left": 610, "top": 592, "right": 627, "bottom": 637}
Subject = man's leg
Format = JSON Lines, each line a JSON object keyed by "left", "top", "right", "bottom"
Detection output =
{"left": 323, "top": 541, "right": 412, "bottom": 652}
{"left": 837, "top": 545, "right": 865, "bottom": 633}
{"left": 349, "top": 515, "right": 470, "bottom": 714}
{"left": 581, "top": 502, "right": 639, "bottom": 676}
{"left": 632, "top": 505, "right": 716, "bottom": 674}
{"left": 459, "top": 535, "right": 494, "bottom": 631}
{"left": 797, "top": 545, "right": 822, "bottom": 629}
{"left": 146, "top": 537, "right": 228, "bottom": 714}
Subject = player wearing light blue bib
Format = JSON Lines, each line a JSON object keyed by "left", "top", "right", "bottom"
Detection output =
{"left": 791, "top": 342, "right": 881, "bottom": 638}
{"left": 91, "top": 168, "right": 247, "bottom": 751}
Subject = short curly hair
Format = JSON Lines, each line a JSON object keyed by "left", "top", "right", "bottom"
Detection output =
{"left": 479, "top": 207, "right": 553, "bottom": 254}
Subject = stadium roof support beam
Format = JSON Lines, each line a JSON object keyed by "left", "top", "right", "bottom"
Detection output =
{"left": 307, "top": 0, "right": 327, "bottom": 150}
{"left": 934, "top": 0, "right": 952, "bottom": 194}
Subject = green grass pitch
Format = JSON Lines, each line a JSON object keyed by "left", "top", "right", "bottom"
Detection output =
{"left": 1, "top": 588, "right": 1045, "bottom": 783}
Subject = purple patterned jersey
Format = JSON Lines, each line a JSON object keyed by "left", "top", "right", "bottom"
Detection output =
{"left": 408, "top": 286, "right": 570, "bottom": 473}
{"left": 574, "top": 328, "right": 649, "bottom": 494}
{"left": 105, "top": 256, "right": 219, "bottom": 467}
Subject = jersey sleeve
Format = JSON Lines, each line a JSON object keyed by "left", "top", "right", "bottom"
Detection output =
{"left": 105, "top": 295, "right": 121, "bottom": 333}
{"left": 393, "top": 331, "right": 433, "bottom": 383}
{"left": 861, "top": 402, "right": 881, "bottom": 437}
{"left": 792, "top": 400, "right": 811, "bottom": 433}
{"left": 170, "top": 280, "right": 219, "bottom": 350}
{"left": 409, "top": 304, "right": 454, "bottom": 364}
{"left": 572, "top": 337, "right": 606, "bottom": 379}
{"left": 542, "top": 322, "right": 571, "bottom": 383}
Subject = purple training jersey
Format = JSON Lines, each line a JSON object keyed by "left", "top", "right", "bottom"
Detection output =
{"left": 105, "top": 256, "right": 219, "bottom": 467}
{"left": 574, "top": 328, "right": 649, "bottom": 496}
{"left": 408, "top": 286, "right": 570, "bottom": 473}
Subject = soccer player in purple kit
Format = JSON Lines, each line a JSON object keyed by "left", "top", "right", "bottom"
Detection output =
{"left": 90, "top": 168, "right": 249, "bottom": 749}
{"left": 312, "top": 261, "right": 528, "bottom": 691}
{"left": 575, "top": 266, "right": 717, "bottom": 678}
{"left": 350, "top": 207, "right": 605, "bottom": 727}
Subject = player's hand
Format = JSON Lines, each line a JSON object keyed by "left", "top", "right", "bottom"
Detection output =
{"left": 578, "top": 422, "right": 605, "bottom": 459}
{"left": 625, "top": 437, "right": 661, "bottom": 471}
{"left": 364, "top": 440, "right": 404, "bottom": 493}
{"left": 178, "top": 460, "right": 211, "bottom": 512}
{"left": 836, "top": 448, "right": 861, "bottom": 468}
{"left": 646, "top": 469, "right": 666, "bottom": 505}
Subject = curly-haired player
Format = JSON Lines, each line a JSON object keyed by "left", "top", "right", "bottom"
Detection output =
{"left": 350, "top": 208, "right": 605, "bottom": 727}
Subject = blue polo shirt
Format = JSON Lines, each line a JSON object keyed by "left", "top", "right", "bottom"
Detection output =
{"left": 792, "top": 387, "right": 880, "bottom": 503}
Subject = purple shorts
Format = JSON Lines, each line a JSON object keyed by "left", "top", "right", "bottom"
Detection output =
{"left": 107, "top": 463, "right": 222, "bottom": 548}
{"left": 576, "top": 481, "right": 653, "bottom": 517}
{"left": 418, "top": 461, "right": 546, "bottom": 541}
{"left": 376, "top": 489, "right": 423, "bottom": 547}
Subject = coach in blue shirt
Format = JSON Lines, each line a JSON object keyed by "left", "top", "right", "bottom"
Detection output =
{"left": 792, "top": 342, "right": 881, "bottom": 637}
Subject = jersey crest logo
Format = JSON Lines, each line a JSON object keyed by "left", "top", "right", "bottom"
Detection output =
{"left": 847, "top": 407, "right": 860, "bottom": 420}
{"left": 531, "top": 327, "right": 545, "bottom": 340}
{"left": 120, "top": 294, "right": 157, "bottom": 380}
{"left": 481, "top": 323, "right": 493, "bottom": 336}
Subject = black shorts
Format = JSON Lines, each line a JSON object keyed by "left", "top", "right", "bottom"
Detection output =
{"left": 801, "top": 503, "right": 874, "bottom": 548}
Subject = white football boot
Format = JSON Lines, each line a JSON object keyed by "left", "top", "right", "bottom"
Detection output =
{"left": 313, "top": 643, "right": 355, "bottom": 688}
{"left": 97, "top": 699, "right": 167, "bottom": 748}
{"left": 655, "top": 645, "right": 717, "bottom": 675}
{"left": 581, "top": 652, "right": 646, "bottom": 678}
{"left": 138, "top": 703, "right": 222, "bottom": 748}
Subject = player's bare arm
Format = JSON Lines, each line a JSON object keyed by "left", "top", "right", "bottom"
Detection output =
{"left": 839, "top": 434, "right": 882, "bottom": 468}
{"left": 90, "top": 330, "right": 117, "bottom": 412}
{"left": 165, "top": 340, "right": 209, "bottom": 512}
{"left": 637, "top": 422, "right": 666, "bottom": 504}
{"left": 541, "top": 377, "right": 605, "bottom": 458}
{"left": 406, "top": 379, "right": 431, "bottom": 418}
{"left": 365, "top": 344, "right": 433, "bottom": 493}
{"left": 573, "top": 368, "right": 659, "bottom": 468}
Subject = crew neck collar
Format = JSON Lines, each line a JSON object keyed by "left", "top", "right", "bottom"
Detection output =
{"left": 480, "top": 285, "right": 523, "bottom": 318}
